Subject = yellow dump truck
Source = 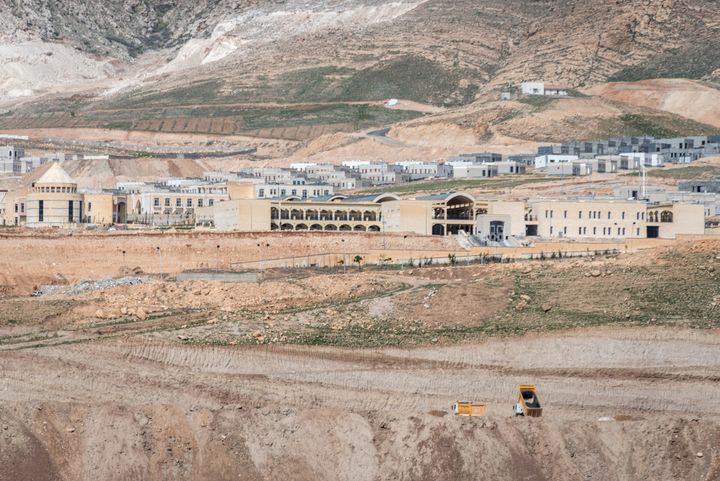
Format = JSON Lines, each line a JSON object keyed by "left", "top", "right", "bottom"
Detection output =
{"left": 452, "top": 401, "right": 487, "bottom": 417}
{"left": 515, "top": 385, "right": 542, "bottom": 417}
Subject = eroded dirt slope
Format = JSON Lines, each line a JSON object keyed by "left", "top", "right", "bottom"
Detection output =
{"left": 1, "top": 328, "right": 719, "bottom": 481}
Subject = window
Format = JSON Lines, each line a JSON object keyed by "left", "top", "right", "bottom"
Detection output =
{"left": 550, "top": 226, "right": 553, "bottom": 235}
{"left": 621, "top": 212, "right": 625, "bottom": 220}
{"left": 258, "top": 189, "right": 265, "bottom": 198}
{"left": 88, "top": 202, "right": 92, "bottom": 212}
{"left": 637, "top": 228, "right": 640, "bottom": 236}
{"left": 291, "top": 189, "right": 297, "bottom": 196}
{"left": 545, "top": 210, "right": 549, "bottom": 218}
{"left": 187, "top": 198, "right": 193, "bottom": 208}
{"left": 564, "top": 210, "right": 567, "bottom": 219}
{"left": 198, "top": 199, "right": 204, "bottom": 208}
{"left": 579, "top": 227, "right": 582, "bottom": 235}
{"left": 164, "top": 198, "right": 170, "bottom": 207}
{"left": 154, "top": 198, "right": 160, "bottom": 207}
{"left": 38, "top": 200, "right": 44, "bottom": 222}
{"left": 608, "top": 211, "right": 611, "bottom": 219}
{"left": 550, "top": 210, "right": 554, "bottom": 218}
{"left": 563, "top": 226, "right": 567, "bottom": 235}
{"left": 209, "top": 199, "right": 214, "bottom": 207}
{"left": 579, "top": 211, "right": 582, "bottom": 219}
{"left": 176, "top": 198, "right": 181, "bottom": 208}
{"left": 68, "top": 200, "right": 74, "bottom": 223}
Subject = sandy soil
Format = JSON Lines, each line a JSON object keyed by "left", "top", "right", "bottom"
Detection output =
{"left": 0, "top": 230, "right": 456, "bottom": 294}
{"left": 1, "top": 327, "right": 719, "bottom": 481}
{"left": 1, "top": 237, "right": 720, "bottom": 480}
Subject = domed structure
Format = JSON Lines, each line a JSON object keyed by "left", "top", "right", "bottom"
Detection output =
{"left": 26, "top": 163, "right": 83, "bottom": 226}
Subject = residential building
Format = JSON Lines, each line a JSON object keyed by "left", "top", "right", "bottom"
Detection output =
{"left": 521, "top": 82, "right": 545, "bottom": 96}
{"left": 546, "top": 161, "right": 592, "bottom": 177}
{"left": 534, "top": 154, "right": 579, "bottom": 170}
{"left": 450, "top": 163, "right": 498, "bottom": 179}
{"left": 0, "top": 146, "right": 25, "bottom": 173}
{"left": 680, "top": 180, "right": 720, "bottom": 194}
{"left": 392, "top": 161, "right": 439, "bottom": 181}
{"left": 448, "top": 152, "right": 502, "bottom": 164}
{"left": 544, "top": 85, "right": 569, "bottom": 96}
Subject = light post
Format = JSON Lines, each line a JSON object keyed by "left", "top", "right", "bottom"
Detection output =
{"left": 257, "top": 242, "right": 270, "bottom": 271}
{"left": 156, "top": 246, "right": 163, "bottom": 279}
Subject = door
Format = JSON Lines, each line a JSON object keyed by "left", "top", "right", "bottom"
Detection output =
{"left": 489, "top": 221, "right": 505, "bottom": 242}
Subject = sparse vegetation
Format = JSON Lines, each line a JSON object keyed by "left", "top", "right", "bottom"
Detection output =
{"left": 338, "top": 55, "right": 480, "bottom": 106}
{"left": 517, "top": 95, "right": 557, "bottom": 110}
{"left": 625, "top": 165, "right": 720, "bottom": 180}
{"left": 609, "top": 40, "right": 720, "bottom": 82}
{"left": 597, "top": 114, "right": 720, "bottom": 138}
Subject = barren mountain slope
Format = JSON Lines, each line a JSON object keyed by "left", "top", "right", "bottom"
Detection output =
{"left": 2, "top": 0, "right": 718, "bottom": 106}
{"left": 585, "top": 79, "right": 720, "bottom": 128}
{"left": 1, "top": 0, "right": 718, "bottom": 167}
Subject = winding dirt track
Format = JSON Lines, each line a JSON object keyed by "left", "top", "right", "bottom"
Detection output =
{"left": 1, "top": 326, "right": 719, "bottom": 481}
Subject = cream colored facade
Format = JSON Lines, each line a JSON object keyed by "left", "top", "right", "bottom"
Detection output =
{"left": 4, "top": 187, "right": 28, "bottom": 226}
{"left": 25, "top": 163, "right": 84, "bottom": 227}
{"left": 486, "top": 201, "right": 526, "bottom": 237}
{"left": 198, "top": 199, "right": 271, "bottom": 231}
{"left": 646, "top": 203, "right": 705, "bottom": 239}
{"left": 527, "top": 200, "right": 647, "bottom": 239}
{"left": 190, "top": 186, "right": 707, "bottom": 241}
{"left": 83, "top": 193, "right": 115, "bottom": 225}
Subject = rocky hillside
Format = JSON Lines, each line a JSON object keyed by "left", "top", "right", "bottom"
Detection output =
{"left": 1, "top": 0, "right": 718, "bottom": 142}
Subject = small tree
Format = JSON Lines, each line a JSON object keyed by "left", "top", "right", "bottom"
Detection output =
{"left": 353, "top": 255, "right": 363, "bottom": 271}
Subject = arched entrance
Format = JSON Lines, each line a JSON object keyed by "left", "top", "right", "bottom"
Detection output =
{"left": 115, "top": 201, "right": 127, "bottom": 224}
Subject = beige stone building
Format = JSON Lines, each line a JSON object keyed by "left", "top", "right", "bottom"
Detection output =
{"left": 197, "top": 187, "right": 708, "bottom": 241}
{"left": 382, "top": 193, "right": 486, "bottom": 236}
{"left": 25, "top": 163, "right": 84, "bottom": 227}
{"left": 3, "top": 163, "right": 117, "bottom": 227}
{"left": 645, "top": 202, "right": 705, "bottom": 238}
{"left": 526, "top": 199, "right": 648, "bottom": 239}
{"left": 83, "top": 192, "right": 116, "bottom": 225}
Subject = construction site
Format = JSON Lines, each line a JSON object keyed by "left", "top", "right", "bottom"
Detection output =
{"left": 2, "top": 0, "right": 720, "bottom": 478}
{"left": 1, "top": 227, "right": 719, "bottom": 480}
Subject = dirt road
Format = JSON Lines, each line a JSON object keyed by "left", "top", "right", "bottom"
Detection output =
{"left": 1, "top": 327, "right": 719, "bottom": 481}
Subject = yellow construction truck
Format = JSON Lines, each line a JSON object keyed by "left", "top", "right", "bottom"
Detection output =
{"left": 514, "top": 385, "right": 542, "bottom": 417}
{"left": 452, "top": 401, "right": 487, "bottom": 417}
